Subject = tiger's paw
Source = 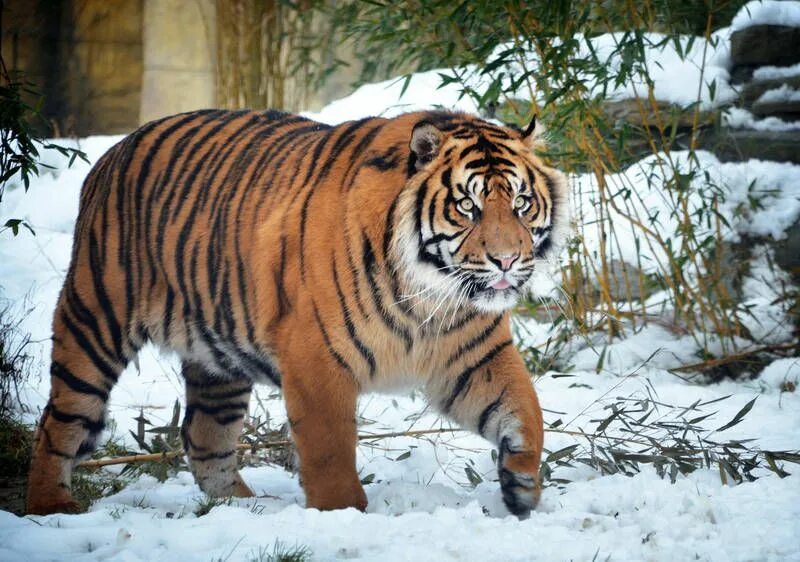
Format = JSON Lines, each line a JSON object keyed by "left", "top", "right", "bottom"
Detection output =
{"left": 305, "top": 478, "right": 368, "bottom": 512}
{"left": 497, "top": 437, "right": 541, "bottom": 519}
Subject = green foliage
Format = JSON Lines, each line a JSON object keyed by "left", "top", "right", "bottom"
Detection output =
{"left": 195, "top": 495, "right": 233, "bottom": 517}
{"left": 318, "top": 0, "right": 746, "bottom": 85}
{"left": 247, "top": 541, "right": 312, "bottom": 562}
{"left": 0, "top": 52, "right": 87, "bottom": 236}
{"left": 0, "top": 415, "right": 31, "bottom": 477}
{"left": 70, "top": 469, "right": 129, "bottom": 512}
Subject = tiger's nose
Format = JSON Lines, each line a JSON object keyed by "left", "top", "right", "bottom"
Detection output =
{"left": 487, "top": 253, "right": 518, "bottom": 271}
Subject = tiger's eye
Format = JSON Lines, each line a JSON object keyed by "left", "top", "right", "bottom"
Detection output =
{"left": 514, "top": 195, "right": 529, "bottom": 211}
{"left": 457, "top": 198, "right": 475, "bottom": 215}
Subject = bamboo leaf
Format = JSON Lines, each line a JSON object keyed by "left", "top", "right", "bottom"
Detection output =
{"left": 716, "top": 398, "right": 757, "bottom": 432}
{"left": 546, "top": 444, "right": 579, "bottom": 463}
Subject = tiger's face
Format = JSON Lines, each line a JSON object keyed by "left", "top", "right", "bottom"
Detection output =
{"left": 394, "top": 114, "right": 569, "bottom": 313}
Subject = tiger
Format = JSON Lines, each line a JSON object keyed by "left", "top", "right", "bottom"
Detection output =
{"left": 26, "top": 108, "right": 569, "bottom": 518}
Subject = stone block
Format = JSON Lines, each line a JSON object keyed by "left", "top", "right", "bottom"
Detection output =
{"left": 773, "top": 219, "right": 800, "bottom": 281}
{"left": 751, "top": 99, "right": 800, "bottom": 121}
{"left": 709, "top": 129, "right": 800, "bottom": 164}
{"left": 730, "top": 25, "right": 800, "bottom": 83}
{"left": 739, "top": 75, "right": 800, "bottom": 108}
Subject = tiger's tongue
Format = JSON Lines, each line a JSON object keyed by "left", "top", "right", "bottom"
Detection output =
{"left": 491, "top": 279, "right": 512, "bottom": 290}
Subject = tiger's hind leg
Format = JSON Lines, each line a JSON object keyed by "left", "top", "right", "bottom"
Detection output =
{"left": 181, "top": 362, "right": 254, "bottom": 498}
{"left": 27, "top": 286, "right": 130, "bottom": 515}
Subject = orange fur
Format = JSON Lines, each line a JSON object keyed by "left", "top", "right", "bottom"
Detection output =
{"left": 26, "top": 109, "right": 568, "bottom": 518}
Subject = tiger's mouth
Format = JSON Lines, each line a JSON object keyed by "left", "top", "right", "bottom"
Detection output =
{"left": 463, "top": 271, "right": 529, "bottom": 312}
{"left": 490, "top": 278, "right": 513, "bottom": 290}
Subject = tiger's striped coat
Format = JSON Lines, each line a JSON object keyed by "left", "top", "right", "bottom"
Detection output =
{"left": 27, "top": 109, "right": 568, "bottom": 518}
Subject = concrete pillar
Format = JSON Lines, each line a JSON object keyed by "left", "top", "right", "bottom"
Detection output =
{"left": 140, "top": 0, "right": 216, "bottom": 124}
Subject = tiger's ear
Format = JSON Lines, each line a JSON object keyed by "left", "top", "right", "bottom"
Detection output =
{"left": 522, "top": 116, "right": 546, "bottom": 150}
{"left": 409, "top": 121, "right": 442, "bottom": 172}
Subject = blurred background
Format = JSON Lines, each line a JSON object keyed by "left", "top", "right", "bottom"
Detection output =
{"left": 0, "top": 0, "right": 368, "bottom": 136}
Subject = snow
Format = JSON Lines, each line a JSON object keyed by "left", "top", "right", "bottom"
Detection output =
{"left": 305, "top": 71, "right": 480, "bottom": 125}
{"left": 723, "top": 106, "right": 800, "bottom": 131}
{"left": 573, "top": 150, "right": 800, "bottom": 276}
{"left": 753, "top": 62, "right": 800, "bottom": 80}
{"left": 0, "top": 361, "right": 798, "bottom": 561}
{"left": 731, "top": 0, "right": 800, "bottom": 32}
{"left": 2, "top": 21, "right": 800, "bottom": 562}
{"left": 755, "top": 84, "right": 800, "bottom": 104}
{"left": 1, "top": 464, "right": 799, "bottom": 561}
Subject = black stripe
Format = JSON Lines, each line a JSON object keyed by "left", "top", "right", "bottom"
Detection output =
{"left": 444, "top": 314, "right": 504, "bottom": 368}
{"left": 198, "top": 387, "right": 252, "bottom": 401}
{"left": 63, "top": 285, "right": 116, "bottom": 362}
{"left": 465, "top": 158, "right": 488, "bottom": 169}
{"left": 425, "top": 229, "right": 466, "bottom": 247}
{"left": 365, "top": 145, "right": 401, "bottom": 171}
{"left": 344, "top": 234, "right": 371, "bottom": 320}
{"left": 50, "top": 361, "right": 109, "bottom": 401}
{"left": 57, "top": 311, "right": 119, "bottom": 383}
{"left": 300, "top": 127, "right": 338, "bottom": 188}
{"left": 442, "top": 309, "right": 478, "bottom": 334}
{"left": 362, "top": 232, "right": 413, "bottom": 351}
{"left": 316, "top": 118, "right": 371, "bottom": 182}
{"left": 274, "top": 234, "right": 291, "bottom": 320}
{"left": 299, "top": 185, "right": 315, "bottom": 281}
{"left": 47, "top": 403, "right": 105, "bottom": 433}
{"left": 382, "top": 194, "right": 400, "bottom": 262}
{"left": 41, "top": 427, "right": 75, "bottom": 459}
{"left": 332, "top": 258, "right": 377, "bottom": 377}
{"left": 187, "top": 401, "right": 249, "bottom": 416}
{"left": 163, "top": 286, "right": 175, "bottom": 341}
{"left": 443, "top": 339, "right": 512, "bottom": 412}
{"left": 191, "top": 449, "right": 236, "bottom": 462}
{"left": 312, "top": 304, "right": 354, "bottom": 375}
{"left": 88, "top": 229, "right": 124, "bottom": 359}
{"left": 477, "top": 387, "right": 506, "bottom": 437}
{"left": 341, "top": 123, "right": 386, "bottom": 190}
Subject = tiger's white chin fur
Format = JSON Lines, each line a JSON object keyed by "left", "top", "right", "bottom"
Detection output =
{"left": 471, "top": 287, "right": 523, "bottom": 312}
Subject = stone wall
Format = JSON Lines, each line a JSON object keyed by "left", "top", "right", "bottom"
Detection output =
{"left": 139, "top": 0, "right": 216, "bottom": 124}
{"left": 1, "top": 0, "right": 143, "bottom": 136}
{"left": 2, "top": 0, "right": 362, "bottom": 133}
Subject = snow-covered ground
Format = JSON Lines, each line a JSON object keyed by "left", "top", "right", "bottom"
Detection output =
{"left": 1, "top": 3, "right": 800, "bottom": 561}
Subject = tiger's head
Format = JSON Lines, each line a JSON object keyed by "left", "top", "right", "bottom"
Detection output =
{"left": 393, "top": 111, "right": 569, "bottom": 313}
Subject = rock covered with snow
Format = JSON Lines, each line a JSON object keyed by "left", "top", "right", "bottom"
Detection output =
{"left": 730, "top": 0, "right": 800, "bottom": 32}
{"left": 729, "top": 1, "right": 800, "bottom": 83}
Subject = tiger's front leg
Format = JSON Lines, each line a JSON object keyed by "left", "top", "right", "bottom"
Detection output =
{"left": 435, "top": 340, "right": 544, "bottom": 518}
{"left": 280, "top": 344, "right": 367, "bottom": 512}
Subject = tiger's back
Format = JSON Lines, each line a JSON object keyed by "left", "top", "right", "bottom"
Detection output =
{"left": 66, "top": 110, "right": 333, "bottom": 382}
{"left": 28, "top": 108, "right": 569, "bottom": 518}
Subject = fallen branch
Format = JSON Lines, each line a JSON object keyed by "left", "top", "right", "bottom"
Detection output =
{"left": 669, "top": 341, "right": 800, "bottom": 374}
{"left": 76, "top": 428, "right": 468, "bottom": 469}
